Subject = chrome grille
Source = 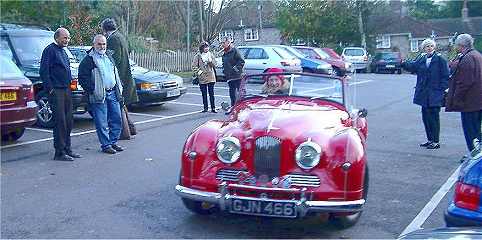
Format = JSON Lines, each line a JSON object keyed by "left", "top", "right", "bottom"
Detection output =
{"left": 285, "top": 174, "right": 321, "bottom": 187}
{"left": 254, "top": 136, "right": 281, "bottom": 178}
{"left": 162, "top": 81, "right": 178, "bottom": 89}
{"left": 216, "top": 169, "right": 248, "bottom": 182}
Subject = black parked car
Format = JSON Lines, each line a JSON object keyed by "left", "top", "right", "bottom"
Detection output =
{"left": 370, "top": 52, "right": 402, "bottom": 74}
{"left": 69, "top": 46, "right": 187, "bottom": 107}
{"left": 0, "top": 23, "right": 88, "bottom": 128}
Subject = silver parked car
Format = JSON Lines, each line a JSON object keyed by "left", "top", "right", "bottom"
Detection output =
{"left": 341, "top": 47, "right": 369, "bottom": 72}
{"left": 215, "top": 45, "right": 302, "bottom": 80}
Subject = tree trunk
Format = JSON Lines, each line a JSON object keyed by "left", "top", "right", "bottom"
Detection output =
{"left": 357, "top": 3, "right": 366, "bottom": 49}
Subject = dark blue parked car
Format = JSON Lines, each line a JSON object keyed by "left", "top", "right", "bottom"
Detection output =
{"left": 268, "top": 45, "right": 333, "bottom": 75}
{"left": 445, "top": 141, "right": 482, "bottom": 227}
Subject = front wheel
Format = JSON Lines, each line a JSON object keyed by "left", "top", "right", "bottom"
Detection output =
{"left": 35, "top": 91, "right": 55, "bottom": 128}
{"left": 329, "top": 166, "right": 369, "bottom": 229}
{"left": 181, "top": 198, "right": 218, "bottom": 215}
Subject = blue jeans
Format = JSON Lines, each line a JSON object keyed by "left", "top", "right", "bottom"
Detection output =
{"left": 91, "top": 90, "right": 122, "bottom": 150}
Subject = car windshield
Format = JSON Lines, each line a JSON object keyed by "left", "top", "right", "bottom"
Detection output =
{"left": 344, "top": 49, "right": 365, "bottom": 56}
{"left": 241, "top": 73, "right": 344, "bottom": 105}
{"left": 281, "top": 46, "right": 304, "bottom": 58}
{"left": 9, "top": 35, "right": 77, "bottom": 65}
{"left": 296, "top": 48, "right": 319, "bottom": 59}
{"left": 0, "top": 56, "right": 24, "bottom": 79}
{"left": 70, "top": 48, "right": 88, "bottom": 61}
{"left": 272, "top": 47, "right": 295, "bottom": 59}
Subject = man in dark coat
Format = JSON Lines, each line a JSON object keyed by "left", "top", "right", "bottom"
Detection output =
{"left": 222, "top": 38, "right": 245, "bottom": 109}
{"left": 101, "top": 18, "right": 138, "bottom": 139}
{"left": 446, "top": 34, "right": 482, "bottom": 160}
{"left": 402, "top": 38, "right": 449, "bottom": 149}
{"left": 39, "top": 27, "right": 82, "bottom": 161}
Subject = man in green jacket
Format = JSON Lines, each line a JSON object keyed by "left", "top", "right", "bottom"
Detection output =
{"left": 101, "top": 18, "right": 138, "bottom": 139}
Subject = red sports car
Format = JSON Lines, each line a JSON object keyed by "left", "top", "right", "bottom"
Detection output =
{"left": 176, "top": 72, "right": 368, "bottom": 228}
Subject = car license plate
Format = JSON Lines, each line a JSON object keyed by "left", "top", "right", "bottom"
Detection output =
{"left": 230, "top": 198, "right": 297, "bottom": 218}
{"left": 386, "top": 64, "right": 395, "bottom": 68}
{"left": 167, "top": 89, "right": 180, "bottom": 97}
{"left": 0, "top": 91, "right": 16, "bottom": 102}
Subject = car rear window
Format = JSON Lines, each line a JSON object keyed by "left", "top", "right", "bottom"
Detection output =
{"left": 272, "top": 47, "right": 295, "bottom": 59}
{"left": 296, "top": 48, "right": 318, "bottom": 58}
{"left": 344, "top": 49, "right": 365, "bottom": 56}
{"left": 380, "top": 52, "right": 399, "bottom": 60}
{"left": 0, "top": 56, "right": 24, "bottom": 79}
{"left": 245, "top": 48, "right": 268, "bottom": 59}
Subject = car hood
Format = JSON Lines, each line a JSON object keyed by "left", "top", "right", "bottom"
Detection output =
{"left": 220, "top": 99, "right": 349, "bottom": 141}
{"left": 131, "top": 66, "right": 173, "bottom": 82}
{"left": 20, "top": 63, "right": 79, "bottom": 80}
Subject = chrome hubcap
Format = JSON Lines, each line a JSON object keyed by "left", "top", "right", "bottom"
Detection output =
{"left": 37, "top": 99, "right": 52, "bottom": 123}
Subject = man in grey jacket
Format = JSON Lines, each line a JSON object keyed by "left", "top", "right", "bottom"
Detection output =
{"left": 78, "top": 35, "right": 124, "bottom": 154}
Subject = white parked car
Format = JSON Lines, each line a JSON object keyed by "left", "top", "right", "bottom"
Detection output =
{"left": 215, "top": 45, "right": 302, "bottom": 80}
{"left": 341, "top": 47, "right": 369, "bottom": 73}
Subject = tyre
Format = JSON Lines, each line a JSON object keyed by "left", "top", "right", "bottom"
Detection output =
{"left": 330, "top": 166, "right": 369, "bottom": 229}
{"left": 303, "top": 68, "right": 314, "bottom": 73}
{"left": 35, "top": 91, "right": 55, "bottom": 128}
{"left": 1, "top": 127, "right": 26, "bottom": 142}
{"left": 181, "top": 198, "right": 218, "bottom": 215}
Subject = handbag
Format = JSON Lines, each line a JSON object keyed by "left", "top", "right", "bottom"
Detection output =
{"left": 192, "top": 76, "right": 199, "bottom": 85}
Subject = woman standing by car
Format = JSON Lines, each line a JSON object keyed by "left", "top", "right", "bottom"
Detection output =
{"left": 402, "top": 39, "right": 449, "bottom": 149}
{"left": 192, "top": 42, "right": 216, "bottom": 113}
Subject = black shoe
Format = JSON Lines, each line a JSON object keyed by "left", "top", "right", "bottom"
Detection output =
{"left": 102, "top": 147, "right": 117, "bottom": 154}
{"left": 419, "top": 141, "right": 432, "bottom": 147}
{"left": 53, "top": 154, "right": 74, "bottom": 161}
{"left": 211, "top": 109, "right": 217, "bottom": 113}
{"left": 426, "top": 142, "right": 440, "bottom": 149}
{"left": 111, "top": 144, "right": 124, "bottom": 152}
{"left": 66, "top": 151, "right": 82, "bottom": 158}
{"left": 201, "top": 109, "right": 208, "bottom": 113}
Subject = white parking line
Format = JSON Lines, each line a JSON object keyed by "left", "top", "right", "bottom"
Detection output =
{"left": 0, "top": 109, "right": 217, "bottom": 150}
{"left": 26, "top": 127, "right": 53, "bottom": 133}
{"left": 167, "top": 101, "right": 204, "bottom": 107}
{"left": 399, "top": 165, "right": 461, "bottom": 237}
{"left": 349, "top": 80, "right": 373, "bottom": 86}
{"left": 129, "top": 112, "right": 169, "bottom": 118}
{"left": 186, "top": 92, "right": 230, "bottom": 98}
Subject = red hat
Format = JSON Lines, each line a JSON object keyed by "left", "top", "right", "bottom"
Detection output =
{"left": 264, "top": 68, "right": 284, "bottom": 82}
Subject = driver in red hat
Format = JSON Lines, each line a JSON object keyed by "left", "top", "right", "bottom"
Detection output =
{"left": 261, "top": 68, "right": 290, "bottom": 95}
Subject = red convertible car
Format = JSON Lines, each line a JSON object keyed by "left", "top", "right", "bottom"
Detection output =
{"left": 175, "top": 72, "right": 368, "bottom": 228}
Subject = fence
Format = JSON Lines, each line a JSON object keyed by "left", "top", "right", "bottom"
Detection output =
{"left": 130, "top": 51, "right": 196, "bottom": 73}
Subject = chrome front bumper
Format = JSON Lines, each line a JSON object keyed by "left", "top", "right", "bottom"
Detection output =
{"left": 175, "top": 184, "right": 365, "bottom": 218}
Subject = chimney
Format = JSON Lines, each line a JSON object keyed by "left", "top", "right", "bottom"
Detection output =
{"left": 462, "top": 0, "right": 469, "bottom": 22}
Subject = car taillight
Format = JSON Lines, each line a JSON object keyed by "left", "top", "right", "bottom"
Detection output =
{"left": 27, "top": 86, "right": 34, "bottom": 101}
{"left": 70, "top": 79, "right": 78, "bottom": 91}
{"left": 454, "top": 182, "right": 480, "bottom": 211}
{"left": 364, "top": 55, "right": 368, "bottom": 61}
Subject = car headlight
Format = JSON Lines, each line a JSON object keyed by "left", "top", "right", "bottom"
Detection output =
{"left": 175, "top": 77, "right": 184, "bottom": 88}
{"left": 216, "top": 137, "right": 241, "bottom": 164}
{"left": 295, "top": 141, "right": 322, "bottom": 169}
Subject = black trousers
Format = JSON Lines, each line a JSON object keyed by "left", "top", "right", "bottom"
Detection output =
{"left": 199, "top": 82, "right": 215, "bottom": 110}
{"left": 461, "top": 110, "right": 482, "bottom": 151}
{"left": 421, "top": 107, "right": 440, "bottom": 143}
{"left": 228, "top": 79, "right": 241, "bottom": 107}
{"left": 50, "top": 88, "right": 73, "bottom": 155}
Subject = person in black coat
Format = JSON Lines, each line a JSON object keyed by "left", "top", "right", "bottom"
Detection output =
{"left": 402, "top": 38, "right": 449, "bottom": 149}
{"left": 221, "top": 38, "right": 245, "bottom": 109}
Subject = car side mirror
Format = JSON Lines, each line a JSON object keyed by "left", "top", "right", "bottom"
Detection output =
{"left": 358, "top": 108, "right": 368, "bottom": 118}
{"left": 221, "top": 101, "right": 230, "bottom": 112}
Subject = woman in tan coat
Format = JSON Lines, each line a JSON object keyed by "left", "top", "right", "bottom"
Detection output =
{"left": 192, "top": 42, "right": 217, "bottom": 113}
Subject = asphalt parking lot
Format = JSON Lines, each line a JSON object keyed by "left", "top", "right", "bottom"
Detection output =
{"left": 1, "top": 73, "right": 468, "bottom": 238}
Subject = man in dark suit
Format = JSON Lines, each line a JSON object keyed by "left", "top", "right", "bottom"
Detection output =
{"left": 446, "top": 34, "right": 482, "bottom": 161}
{"left": 101, "top": 18, "right": 138, "bottom": 139}
{"left": 39, "top": 28, "right": 82, "bottom": 161}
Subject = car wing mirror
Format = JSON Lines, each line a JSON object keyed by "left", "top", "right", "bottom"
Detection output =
{"left": 221, "top": 101, "right": 230, "bottom": 112}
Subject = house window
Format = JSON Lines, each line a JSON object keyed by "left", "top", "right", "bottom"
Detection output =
{"left": 410, "top": 39, "right": 419, "bottom": 52}
{"left": 244, "top": 28, "right": 259, "bottom": 41}
{"left": 219, "top": 30, "right": 234, "bottom": 42}
{"left": 376, "top": 35, "right": 390, "bottom": 49}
